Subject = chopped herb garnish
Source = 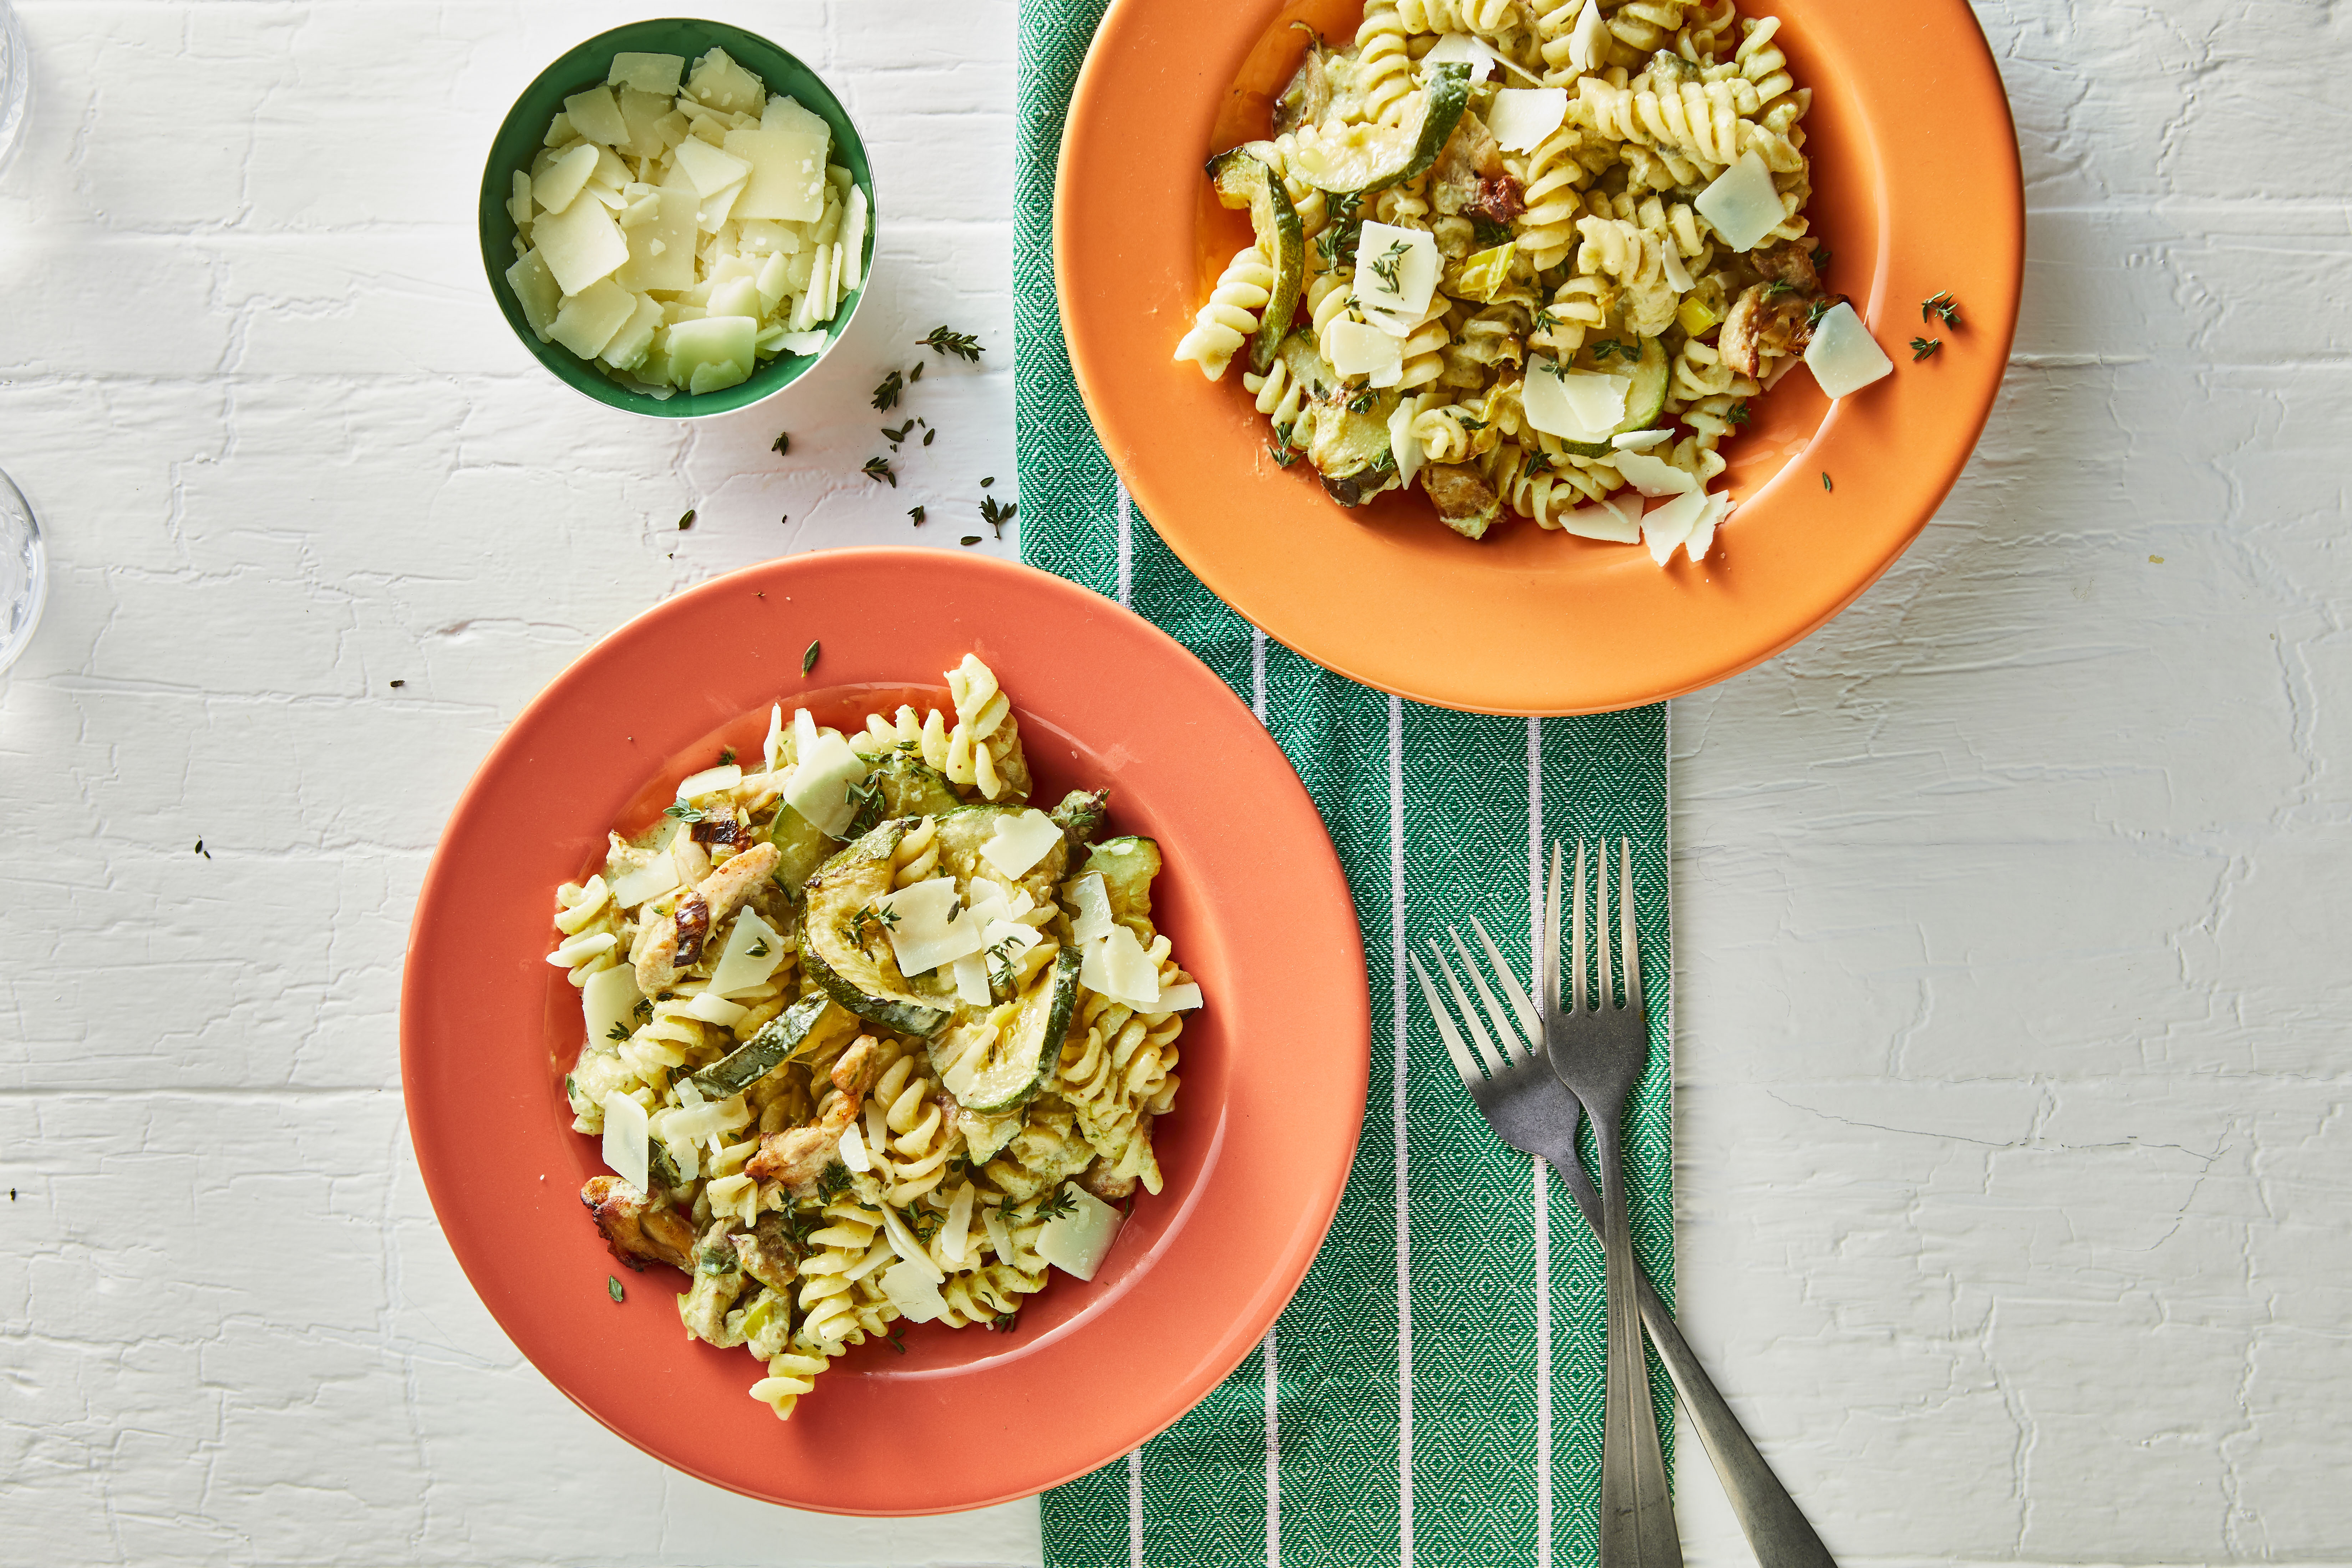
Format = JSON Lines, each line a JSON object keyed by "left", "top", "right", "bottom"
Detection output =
{"left": 1033, "top": 1185, "right": 1080, "bottom": 1223}
{"left": 990, "top": 1312, "right": 1019, "bottom": 1333}
{"left": 802, "top": 638, "right": 820, "bottom": 674}
{"left": 771, "top": 431, "right": 791, "bottom": 455}
{"left": 1531, "top": 308, "right": 1561, "bottom": 334}
{"left": 1369, "top": 238, "right": 1409, "bottom": 295}
{"left": 923, "top": 428, "right": 936, "bottom": 446}
{"left": 1269, "top": 441, "right": 1299, "bottom": 468}
{"left": 1910, "top": 336, "right": 1943, "bottom": 361}
{"left": 1456, "top": 415, "right": 1488, "bottom": 432}
{"left": 608, "top": 1276, "right": 625, "bottom": 1303}
{"left": 980, "top": 475, "right": 995, "bottom": 488}
{"left": 1922, "top": 290, "right": 1961, "bottom": 328}
{"left": 1346, "top": 387, "right": 1379, "bottom": 414}
{"left": 816, "top": 1162, "right": 851, "bottom": 1201}
{"left": 747, "top": 939, "right": 770, "bottom": 958}
{"left": 872, "top": 369, "right": 906, "bottom": 411}
{"left": 1470, "top": 214, "right": 1513, "bottom": 248}
{"left": 921, "top": 326, "right": 984, "bottom": 361}
{"left": 960, "top": 534, "right": 982, "bottom": 546}
{"left": 1821, "top": 471, "right": 1834, "bottom": 492}
{"left": 863, "top": 455, "right": 896, "bottom": 487}
{"left": 634, "top": 998, "right": 653, "bottom": 1019}
{"left": 677, "top": 509, "right": 696, "bottom": 531}
{"left": 718, "top": 746, "right": 736, "bottom": 766}
{"left": 846, "top": 902, "right": 901, "bottom": 946}
{"left": 606, "top": 1022, "right": 630, "bottom": 1042}
{"left": 1811, "top": 244, "right": 1832, "bottom": 271}
{"left": 980, "top": 495, "right": 1016, "bottom": 537}
{"left": 884, "top": 1325, "right": 908, "bottom": 1354}
{"left": 1590, "top": 338, "right": 1639, "bottom": 364}
{"left": 1805, "top": 297, "right": 1834, "bottom": 329}
{"left": 1762, "top": 280, "right": 1796, "bottom": 300}
{"left": 883, "top": 419, "right": 916, "bottom": 445}
{"left": 388, "top": 679, "right": 405, "bottom": 689}
{"left": 564, "top": 1073, "right": 577, "bottom": 1100}
{"left": 664, "top": 802, "right": 706, "bottom": 822}
{"left": 909, "top": 362, "right": 925, "bottom": 383}
{"left": 986, "top": 936, "right": 1022, "bottom": 989}
{"left": 1726, "top": 401, "right": 1751, "bottom": 426}
{"left": 193, "top": 839, "right": 210, "bottom": 859}
{"left": 908, "top": 505, "right": 926, "bottom": 526}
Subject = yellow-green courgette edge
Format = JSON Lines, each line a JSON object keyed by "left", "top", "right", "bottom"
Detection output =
{"left": 1291, "top": 63, "right": 1470, "bottom": 197}
{"left": 799, "top": 818, "right": 953, "bottom": 1036}
{"left": 1207, "top": 148, "right": 1306, "bottom": 375}
{"left": 688, "top": 994, "right": 846, "bottom": 1099}
{"left": 934, "top": 944, "right": 1083, "bottom": 1113}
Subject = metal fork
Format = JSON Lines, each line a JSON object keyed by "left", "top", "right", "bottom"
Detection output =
{"left": 1410, "top": 840, "right": 1838, "bottom": 1568}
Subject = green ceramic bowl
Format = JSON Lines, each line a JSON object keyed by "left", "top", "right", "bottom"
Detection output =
{"left": 477, "top": 19, "right": 876, "bottom": 419}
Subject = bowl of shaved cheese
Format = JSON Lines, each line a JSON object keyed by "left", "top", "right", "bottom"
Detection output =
{"left": 479, "top": 20, "right": 876, "bottom": 417}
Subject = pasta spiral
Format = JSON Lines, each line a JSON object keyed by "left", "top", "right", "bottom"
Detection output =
{"left": 1171, "top": 243, "right": 1274, "bottom": 381}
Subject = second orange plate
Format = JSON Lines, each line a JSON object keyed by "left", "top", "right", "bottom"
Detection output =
{"left": 1058, "top": 0, "right": 2023, "bottom": 716}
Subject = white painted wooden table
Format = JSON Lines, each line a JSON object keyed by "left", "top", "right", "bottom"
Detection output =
{"left": 3, "top": 2, "right": 2345, "bottom": 1564}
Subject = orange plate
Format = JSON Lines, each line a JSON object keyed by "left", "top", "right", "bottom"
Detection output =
{"left": 400, "top": 550, "right": 1368, "bottom": 1514}
{"left": 1057, "top": 0, "right": 2022, "bottom": 716}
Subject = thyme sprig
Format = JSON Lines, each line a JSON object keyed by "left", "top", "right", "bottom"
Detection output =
{"left": 980, "top": 494, "right": 1016, "bottom": 538}
{"left": 862, "top": 455, "right": 897, "bottom": 487}
{"left": 872, "top": 369, "right": 906, "bottom": 411}
{"left": 1910, "top": 336, "right": 1943, "bottom": 361}
{"left": 921, "top": 326, "right": 984, "bottom": 362}
{"left": 1922, "top": 290, "right": 1962, "bottom": 328}
{"left": 1369, "top": 238, "right": 1409, "bottom": 295}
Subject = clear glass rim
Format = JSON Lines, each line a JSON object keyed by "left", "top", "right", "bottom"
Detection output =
{"left": 0, "top": 464, "right": 47, "bottom": 678}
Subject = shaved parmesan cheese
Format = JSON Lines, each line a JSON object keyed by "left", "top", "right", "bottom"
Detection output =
{"left": 563, "top": 85, "right": 631, "bottom": 148}
{"left": 838, "top": 1119, "right": 872, "bottom": 1173}
{"left": 1422, "top": 33, "right": 1499, "bottom": 81}
{"left": 939, "top": 1183, "right": 975, "bottom": 1267}
{"left": 1604, "top": 489, "right": 1646, "bottom": 533}
{"left": 1156, "top": 982, "right": 1205, "bottom": 1012}
{"left": 1694, "top": 151, "right": 1782, "bottom": 253}
{"left": 1351, "top": 222, "right": 1441, "bottom": 332}
{"left": 773, "top": 329, "right": 828, "bottom": 356}
{"left": 963, "top": 877, "right": 1017, "bottom": 929}
{"left": 879, "top": 1204, "right": 944, "bottom": 1282}
{"left": 533, "top": 195, "right": 630, "bottom": 295}
{"left": 1389, "top": 400, "right": 1427, "bottom": 489}
{"left": 683, "top": 992, "right": 750, "bottom": 1028}
{"left": 1487, "top": 88, "right": 1568, "bottom": 152}
{"left": 671, "top": 134, "right": 751, "bottom": 197}
{"left": 608, "top": 51, "right": 685, "bottom": 96}
{"left": 952, "top": 952, "right": 992, "bottom": 1006}
{"left": 1684, "top": 491, "right": 1733, "bottom": 561}
{"left": 601, "top": 1091, "right": 650, "bottom": 1192}
{"left": 881, "top": 1258, "right": 950, "bottom": 1323}
{"left": 583, "top": 964, "right": 645, "bottom": 1047}
{"left": 607, "top": 849, "right": 678, "bottom": 909}
{"left": 1804, "top": 301, "right": 1895, "bottom": 398}
{"left": 1035, "top": 1184, "right": 1123, "bottom": 1281}
{"left": 840, "top": 186, "right": 869, "bottom": 291}
{"left": 708, "top": 908, "right": 784, "bottom": 996}
{"left": 676, "top": 763, "right": 741, "bottom": 800}
{"left": 1092, "top": 925, "right": 1162, "bottom": 1011}
{"left": 1325, "top": 319, "right": 1405, "bottom": 387}
{"left": 533, "top": 144, "right": 600, "bottom": 216}
{"left": 1067, "top": 873, "right": 1115, "bottom": 943}
{"left": 548, "top": 279, "right": 635, "bottom": 359}
{"left": 881, "top": 877, "right": 989, "bottom": 975}
{"left": 1561, "top": 499, "right": 1642, "bottom": 543}
{"left": 1522, "top": 359, "right": 1628, "bottom": 442}
{"left": 505, "top": 250, "right": 560, "bottom": 343}
{"left": 982, "top": 918, "right": 1042, "bottom": 954}
{"left": 1641, "top": 487, "right": 1711, "bottom": 565}
{"left": 1568, "top": 0, "right": 1608, "bottom": 71}
{"left": 763, "top": 95, "right": 829, "bottom": 138}
{"left": 979, "top": 809, "right": 1063, "bottom": 879}
{"left": 762, "top": 703, "right": 786, "bottom": 772}
{"left": 1612, "top": 450, "right": 1700, "bottom": 497}
{"left": 793, "top": 708, "right": 820, "bottom": 759}
{"left": 1612, "top": 428, "right": 1673, "bottom": 451}
{"left": 600, "top": 295, "right": 662, "bottom": 372}
{"left": 783, "top": 730, "right": 867, "bottom": 837}
{"left": 1661, "top": 243, "right": 1694, "bottom": 294}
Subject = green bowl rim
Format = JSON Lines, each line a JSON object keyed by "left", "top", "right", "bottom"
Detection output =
{"left": 476, "top": 17, "right": 877, "bottom": 420}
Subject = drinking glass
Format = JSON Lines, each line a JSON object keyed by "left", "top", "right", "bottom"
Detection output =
{"left": 0, "top": 468, "right": 44, "bottom": 675}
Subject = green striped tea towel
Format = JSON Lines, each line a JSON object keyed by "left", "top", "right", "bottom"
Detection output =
{"left": 1016, "top": 5, "right": 1676, "bottom": 1562}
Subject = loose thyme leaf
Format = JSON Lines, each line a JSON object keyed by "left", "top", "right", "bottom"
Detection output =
{"left": 1822, "top": 471, "right": 1834, "bottom": 492}
{"left": 1032, "top": 1185, "right": 1079, "bottom": 1223}
{"left": 908, "top": 505, "right": 926, "bottom": 526}
{"left": 990, "top": 1312, "right": 1018, "bottom": 1333}
{"left": 607, "top": 1276, "right": 625, "bottom": 1304}
{"left": 1922, "top": 290, "right": 1962, "bottom": 328}
{"left": 193, "top": 839, "right": 210, "bottom": 859}
{"left": 1811, "top": 244, "right": 1833, "bottom": 271}
{"left": 1726, "top": 401, "right": 1751, "bottom": 426}
{"left": 1590, "top": 338, "right": 1637, "bottom": 363}
{"left": 909, "top": 361, "right": 925, "bottom": 383}
{"left": 862, "top": 455, "right": 897, "bottom": 487}
{"left": 960, "top": 534, "right": 982, "bottom": 546}
{"left": 1531, "top": 307, "right": 1560, "bottom": 334}
{"left": 664, "top": 802, "right": 706, "bottom": 822}
{"left": 923, "top": 428, "right": 936, "bottom": 446}
{"left": 1910, "top": 336, "right": 1943, "bottom": 361}
{"left": 388, "top": 679, "right": 405, "bottom": 689}
{"left": 871, "top": 369, "right": 906, "bottom": 411}
{"left": 1269, "top": 441, "right": 1299, "bottom": 468}
{"left": 883, "top": 419, "right": 916, "bottom": 444}
{"left": 920, "top": 326, "right": 983, "bottom": 362}
{"left": 748, "top": 939, "right": 769, "bottom": 958}
{"left": 1762, "top": 280, "right": 1796, "bottom": 300}
{"left": 771, "top": 431, "right": 791, "bottom": 455}
{"left": 1346, "top": 387, "right": 1378, "bottom": 413}
{"left": 606, "top": 1022, "right": 630, "bottom": 1042}
{"left": 677, "top": 508, "right": 696, "bottom": 531}
{"left": 1806, "top": 298, "right": 1834, "bottom": 329}
{"left": 802, "top": 639, "right": 820, "bottom": 674}
{"left": 980, "top": 475, "right": 995, "bottom": 489}
{"left": 1370, "top": 238, "right": 1408, "bottom": 294}
{"left": 718, "top": 746, "right": 736, "bottom": 765}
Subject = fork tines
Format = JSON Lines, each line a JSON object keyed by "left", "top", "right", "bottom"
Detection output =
{"left": 1561, "top": 836, "right": 1641, "bottom": 1018}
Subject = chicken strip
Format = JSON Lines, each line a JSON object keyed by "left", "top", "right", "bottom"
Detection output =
{"left": 580, "top": 1176, "right": 696, "bottom": 1273}
{"left": 731, "top": 1212, "right": 805, "bottom": 1293}
{"left": 634, "top": 840, "right": 781, "bottom": 992}
{"left": 745, "top": 1035, "right": 881, "bottom": 1189}
{"left": 1719, "top": 241, "right": 1841, "bottom": 376}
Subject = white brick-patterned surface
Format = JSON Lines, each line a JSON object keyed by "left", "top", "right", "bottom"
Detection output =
{"left": 1, "top": 2, "right": 2345, "bottom": 1564}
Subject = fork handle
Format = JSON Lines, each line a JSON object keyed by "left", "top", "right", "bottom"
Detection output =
{"left": 1540, "top": 1149, "right": 1839, "bottom": 1568}
{"left": 1590, "top": 1116, "right": 1683, "bottom": 1568}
